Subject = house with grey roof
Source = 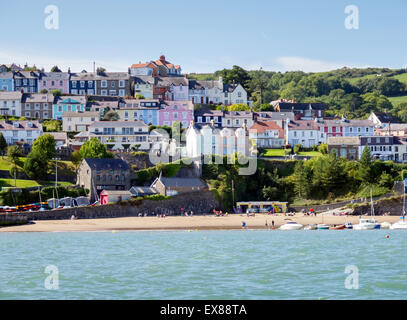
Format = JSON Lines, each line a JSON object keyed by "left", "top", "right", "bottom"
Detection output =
{"left": 151, "top": 173, "right": 208, "bottom": 196}
{"left": 0, "top": 91, "right": 23, "bottom": 116}
{"left": 21, "top": 92, "right": 55, "bottom": 119}
{"left": 77, "top": 158, "right": 132, "bottom": 201}
{"left": 95, "top": 71, "right": 131, "bottom": 97}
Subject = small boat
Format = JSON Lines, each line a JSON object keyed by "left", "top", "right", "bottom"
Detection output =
{"left": 329, "top": 224, "right": 345, "bottom": 230}
{"left": 317, "top": 224, "right": 330, "bottom": 230}
{"left": 345, "top": 222, "right": 353, "bottom": 229}
{"left": 353, "top": 189, "right": 381, "bottom": 230}
{"left": 390, "top": 219, "right": 407, "bottom": 230}
{"left": 304, "top": 224, "right": 317, "bottom": 230}
{"left": 381, "top": 222, "right": 392, "bottom": 229}
{"left": 279, "top": 221, "right": 303, "bottom": 230}
{"left": 390, "top": 186, "right": 407, "bottom": 230}
{"left": 353, "top": 218, "right": 380, "bottom": 230}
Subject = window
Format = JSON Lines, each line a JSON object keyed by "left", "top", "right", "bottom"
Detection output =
{"left": 119, "top": 89, "right": 125, "bottom": 96}
{"left": 43, "top": 103, "right": 48, "bottom": 110}
{"left": 25, "top": 103, "right": 30, "bottom": 110}
{"left": 101, "top": 90, "right": 107, "bottom": 95}
{"left": 119, "top": 80, "right": 125, "bottom": 88}
{"left": 72, "top": 81, "right": 77, "bottom": 88}
{"left": 88, "top": 81, "right": 93, "bottom": 88}
{"left": 111, "top": 81, "right": 115, "bottom": 87}
{"left": 101, "top": 80, "right": 107, "bottom": 88}
{"left": 80, "top": 81, "right": 85, "bottom": 87}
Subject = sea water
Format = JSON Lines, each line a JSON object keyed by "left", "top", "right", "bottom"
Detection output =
{"left": 1, "top": 230, "right": 407, "bottom": 300}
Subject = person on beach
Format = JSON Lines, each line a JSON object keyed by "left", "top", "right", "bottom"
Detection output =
{"left": 242, "top": 221, "right": 247, "bottom": 229}
{"left": 272, "top": 220, "right": 275, "bottom": 229}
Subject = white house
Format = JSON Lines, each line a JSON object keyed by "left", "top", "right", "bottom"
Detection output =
{"left": 185, "top": 121, "right": 251, "bottom": 158}
{"left": 62, "top": 111, "right": 100, "bottom": 132}
{"left": 0, "top": 92, "right": 23, "bottom": 116}
{"left": 74, "top": 120, "right": 150, "bottom": 151}
{"left": 0, "top": 120, "right": 42, "bottom": 145}
{"left": 222, "top": 111, "right": 254, "bottom": 128}
{"left": 286, "top": 120, "right": 322, "bottom": 148}
{"left": 223, "top": 83, "right": 247, "bottom": 105}
{"left": 249, "top": 121, "right": 285, "bottom": 149}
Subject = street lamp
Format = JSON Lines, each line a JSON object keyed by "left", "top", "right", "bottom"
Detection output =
{"left": 53, "top": 156, "right": 61, "bottom": 188}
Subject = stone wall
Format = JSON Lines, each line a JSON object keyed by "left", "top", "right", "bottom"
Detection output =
{"left": 0, "top": 213, "right": 28, "bottom": 226}
{"left": 352, "top": 196, "right": 404, "bottom": 216}
{"left": 27, "top": 190, "right": 219, "bottom": 221}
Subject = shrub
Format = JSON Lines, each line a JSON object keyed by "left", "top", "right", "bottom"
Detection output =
{"left": 293, "top": 144, "right": 302, "bottom": 154}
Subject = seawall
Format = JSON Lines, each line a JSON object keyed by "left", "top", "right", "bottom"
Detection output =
{"left": 27, "top": 191, "right": 219, "bottom": 221}
{"left": 0, "top": 213, "right": 28, "bottom": 226}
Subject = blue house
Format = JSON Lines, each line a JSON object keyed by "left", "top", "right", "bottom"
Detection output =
{"left": 0, "top": 72, "right": 14, "bottom": 91}
{"left": 69, "top": 72, "right": 97, "bottom": 95}
{"left": 53, "top": 95, "right": 87, "bottom": 120}
{"left": 13, "top": 71, "right": 39, "bottom": 93}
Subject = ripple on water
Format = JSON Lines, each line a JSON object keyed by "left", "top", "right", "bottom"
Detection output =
{"left": 1, "top": 230, "right": 407, "bottom": 299}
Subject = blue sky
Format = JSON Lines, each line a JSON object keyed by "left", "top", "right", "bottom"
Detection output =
{"left": 1, "top": 0, "right": 406, "bottom": 73}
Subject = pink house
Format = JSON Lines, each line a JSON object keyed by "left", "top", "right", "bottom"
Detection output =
{"left": 159, "top": 100, "right": 194, "bottom": 128}
{"left": 38, "top": 72, "right": 70, "bottom": 94}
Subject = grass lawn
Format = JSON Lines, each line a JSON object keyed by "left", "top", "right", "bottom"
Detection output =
{"left": 388, "top": 95, "right": 407, "bottom": 107}
{"left": 261, "top": 149, "right": 322, "bottom": 158}
{"left": 261, "top": 149, "right": 286, "bottom": 157}
{"left": 392, "top": 73, "right": 407, "bottom": 85}
{"left": 298, "top": 151, "right": 322, "bottom": 157}
{"left": 0, "top": 158, "right": 75, "bottom": 176}
{"left": 0, "top": 179, "right": 74, "bottom": 188}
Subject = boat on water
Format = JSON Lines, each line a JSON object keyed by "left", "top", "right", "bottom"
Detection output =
{"left": 317, "top": 224, "right": 330, "bottom": 230}
{"left": 279, "top": 221, "right": 303, "bottom": 230}
{"left": 329, "top": 224, "right": 345, "bottom": 230}
{"left": 345, "top": 222, "right": 353, "bottom": 229}
{"left": 390, "top": 185, "right": 407, "bottom": 230}
{"left": 381, "top": 222, "right": 392, "bottom": 229}
{"left": 304, "top": 224, "right": 317, "bottom": 230}
{"left": 353, "top": 189, "right": 380, "bottom": 230}
{"left": 390, "top": 219, "right": 407, "bottom": 229}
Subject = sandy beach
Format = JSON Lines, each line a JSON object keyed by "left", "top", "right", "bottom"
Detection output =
{"left": 0, "top": 214, "right": 403, "bottom": 232}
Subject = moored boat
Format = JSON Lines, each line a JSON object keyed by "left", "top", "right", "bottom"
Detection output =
{"left": 304, "top": 224, "right": 317, "bottom": 230}
{"left": 317, "top": 224, "right": 330, "bottom": 230}
{"left": 345, "top": 222, "right": 353, "bottom": 229}
{"left": 279, "top": 221, "right": 303, "bottom": 230}
{"left": 329, "top": 224, "right": 345, "bottom": 230}
{"left": 381, "top": 222, "right": 391, "bottom": 229}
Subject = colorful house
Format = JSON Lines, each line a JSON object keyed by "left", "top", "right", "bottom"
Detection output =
{"left": 13, "top": 71, "right": 40, "bottom": 93}
{"left": 69, "top": 71, "right": 97, "bottom": 95}
{"left": 117, "top": 99, "right": 160, "bottom": 125}
{"left": 38, "top": 72, "right": 70, "bottom": 94}
{"left": 130, "top": 62, "right": 158, "bottom": 77}
{"left": 133, "top": 76, "right": 154, "bottom": 98}
{"left": 53, "top": 95, "right": 86, "bottom": 120}
{"left": 159, "top": 100, "right": 194, "bottom": 128}
{"left": 0, "top": 72, "right": 14, "bottom": 91}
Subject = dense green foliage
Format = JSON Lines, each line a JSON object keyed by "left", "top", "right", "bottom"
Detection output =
{"left": 79, "top": 138, "right": 113, "bottom": 159}
{"left": 193, "top": 66, "right": 407, "bottom": 120}
{"left": 201, "top": 153, "right": 405, "bottom": 209}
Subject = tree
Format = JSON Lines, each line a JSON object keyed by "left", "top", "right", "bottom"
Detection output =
{"left": 7, "top": 146, "right": 23, "bottom": 187}
{"left": 24, "top": 151, "right": 48, "bottom": 180}
{"left": 357, "top": 144, "right": 373, "bottom": 184}
{"left": 40, "top": 89, "right": 48, "bottom": 94}
{"left": 79, "top": 138, "right": 113, "bottom": 159}
{"left": 42, "top": 120, "right": 62, "bottom": 132}
{"left": 70, "top": 150, "right": 82, "bottom": 171}
{"left": 227, "top": 103, "right": 251, "bottom": 112}
{"left": 0, "top": 132, "right": 7, "bottom": 157}
{"left": 103, "top": 110, "right": 119, "bottom": 121}
{"left": 216, "top": 66, "right": 251, "bottom": 89}
{"left": 318, "top": 143, "right": 328, "bottom": 155}
{"left": 50, "top": 66, "right": 62, "bottom": 72}
{"left": 32, "top": 134, "right": 56, "bottom": 161}
{"left": 135, "top": 94, "right": 145, "bottom": 99}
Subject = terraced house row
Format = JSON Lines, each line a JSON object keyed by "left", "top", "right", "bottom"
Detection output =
{"left": 0, "top": 56, "right": 249, "bottom": 105}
